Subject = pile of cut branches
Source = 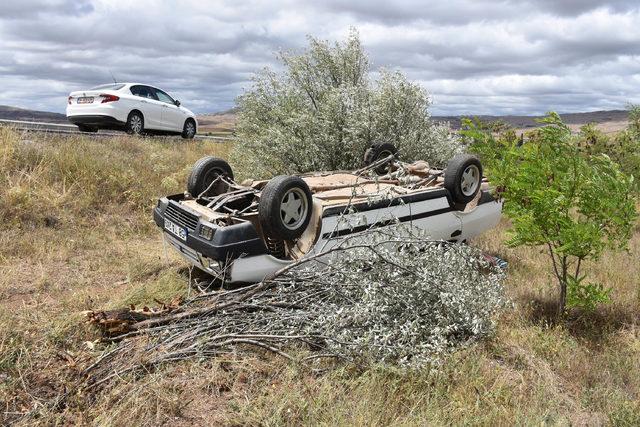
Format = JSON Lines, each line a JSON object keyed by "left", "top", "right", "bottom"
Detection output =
{"left": 83, "top": 228, "right": 505, "bottom": 389}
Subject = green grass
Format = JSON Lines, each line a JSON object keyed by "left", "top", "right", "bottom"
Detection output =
{"left": 0, "top": 127, "right": 638, "bottom": 425}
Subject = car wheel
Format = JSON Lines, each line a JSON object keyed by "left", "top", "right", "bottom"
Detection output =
{"left": 363, "top": 142, "right": 398, "bottom": 175}
{"left": 77, "top": 125, "right": 98, "bottom": 133}
{"left": 444, "top": 154, "right": 483, "bottom": 205}
{"left": 181, "top": 119, "right": 196, "bottom": 139}
{"left": 187, "top": 156, "right": 234, "bottom": 197}
{"left": 126, "top": 111, "right": 144, "bottom": 135}
{"left": 259, "top": 176, "right": 313, "bottom": 241}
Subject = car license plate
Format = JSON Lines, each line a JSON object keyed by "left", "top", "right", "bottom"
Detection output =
{"left": 77, "top": 97, "right": 94, "bottom": 104}
{"left": 164, "top": 219, "right": 187, "bottom": 241}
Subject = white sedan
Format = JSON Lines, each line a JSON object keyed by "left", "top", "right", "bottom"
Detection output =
{"left": 66, "top": 83, "right": 198, "bottom": 138}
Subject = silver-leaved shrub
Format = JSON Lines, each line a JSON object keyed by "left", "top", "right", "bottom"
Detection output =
{"left": 232, "top": 29, "right": 463, "bottom": 178}
{"left": 269, "top": 228, "right": 506, "bottom": 367}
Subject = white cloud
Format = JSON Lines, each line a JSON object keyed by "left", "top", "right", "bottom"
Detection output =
{"left": 0, "top": 0, "right": 639, "bottom": 115}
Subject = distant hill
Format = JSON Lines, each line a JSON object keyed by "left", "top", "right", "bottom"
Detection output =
{"left": 0, "top": 105, "right": 68, "bottom": 123}
{"left": 198, "top": 108, "right": 630, "bottom": 135}
{"left": 432, "top": 110, "right": 629, "bottom": 133}
{"left": 0, "top": 105, "right": 630, "bottom": 135}
{"left": 197, "top": 109, "right": 237, "bottom": 134}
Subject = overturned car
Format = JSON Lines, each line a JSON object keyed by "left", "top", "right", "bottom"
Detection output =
{"left": 153, "top": 143, "right": 502, "bottom": 283}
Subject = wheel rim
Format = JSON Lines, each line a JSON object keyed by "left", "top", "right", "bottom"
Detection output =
{"left": 186, "top": 122, "right": 195, "bottom": 137}
{"left": 280, "top": 188, "right": 308, "bottom": 230}
{"left": 130, "top": 115, "right": 142, "bottom": 134}
{"left": 460, "top": 165, "right": 480, "bottom": 196}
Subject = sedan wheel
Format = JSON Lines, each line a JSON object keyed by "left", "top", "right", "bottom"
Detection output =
{"left": 182, "top": 120, "right": 196, "bottom": 139}
{"left": 126, "top": 112, "right": 144, "bottom": 135}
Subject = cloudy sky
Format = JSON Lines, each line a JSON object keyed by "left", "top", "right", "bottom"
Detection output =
{"left": 1, "top": 0, "right": 639, "bottom": 115}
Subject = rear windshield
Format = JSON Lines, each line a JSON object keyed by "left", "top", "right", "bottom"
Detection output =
{"left": 90, "top": 83, "right": 125, "bottom": 91}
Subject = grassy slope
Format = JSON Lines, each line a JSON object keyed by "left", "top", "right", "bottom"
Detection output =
{"left": 0, "top": 128, "right": 638, "bottom": 425}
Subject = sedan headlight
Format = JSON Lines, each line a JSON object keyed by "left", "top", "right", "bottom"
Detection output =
{"left": 199, "top": 224, "right": 215, "bottom": 240}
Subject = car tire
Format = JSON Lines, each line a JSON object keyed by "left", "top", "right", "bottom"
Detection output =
{"left": 259, "top": 175, "right": 313, "bottom": 241}
{"left": 187, "top": 156, "right": 234, "bottom": 197}
{"left": 444, "top": 154, "right": 483, "bottom": 205}
{"left": 363, "top": 142, "right": 398, "bottom": 175}
{"left": 181, "top": 119, "right": 196, "bottom": 139}
{"left": 125, "top": 111, "right": 144, "bottom": 135}
{"left": 78, "top": 125, "right": 98, "bottom": 133}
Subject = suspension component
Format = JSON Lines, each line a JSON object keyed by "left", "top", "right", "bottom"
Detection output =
{"left": 265, "top": 236, "right": 286, "bottom": 258}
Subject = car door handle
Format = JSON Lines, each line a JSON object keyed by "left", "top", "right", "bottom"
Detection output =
{"left": 141, "top": 100, "right": 148, "bottom": 103}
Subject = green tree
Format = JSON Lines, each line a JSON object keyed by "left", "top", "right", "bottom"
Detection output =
{"left": 464, "top": 112, "right": 637, "bottom": 315}
{"left": 232, "top": 29, "right": 461, "bottom": 178}
{"left": 577, "top": 122, "right": 610, "bottom": 155}
{"left": 577, "top": 106, "right": 640, "bottom": 192}
{"left": 611, "top": 106, "right": 640, "bottom": 190}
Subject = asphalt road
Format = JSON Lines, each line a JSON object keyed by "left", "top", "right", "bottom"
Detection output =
{"left": 0, "top": 119, "right": 231, "bottom": 141}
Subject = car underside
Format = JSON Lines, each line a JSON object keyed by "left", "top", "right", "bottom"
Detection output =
{"left": 153, "top": 143, "right": 503, "bottom": 283}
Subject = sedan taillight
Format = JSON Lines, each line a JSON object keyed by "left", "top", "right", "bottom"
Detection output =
{"left": 68, "top": 96, "right": 73, "bottom": 104}
{"left": 100, "top": 94, "right": 120, "bottom": 103}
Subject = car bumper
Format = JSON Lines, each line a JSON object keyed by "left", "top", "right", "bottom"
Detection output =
{"left": 162, "top": 232, "right": 226, "bottom": 279}
{"left": 162, "top": 231, "right": 291, "bottom": 283}
{"left": 67, "top": 115, "right": 124, "bottom": 127}
{"left": 153, "top": 196, "right": 269, "bottom": 262}
{"left": 154, "top": 196, "right": 295, "bottom": 283}
{"left": 67, "top": 101, "right": 129, "bottom": 123}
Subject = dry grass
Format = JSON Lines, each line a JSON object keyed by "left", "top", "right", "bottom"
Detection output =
{"left": 196, "top": 112, "right": 237, "bottom": 136}
{"left": 0, "top": 127, "right": 639, "bottom": 426}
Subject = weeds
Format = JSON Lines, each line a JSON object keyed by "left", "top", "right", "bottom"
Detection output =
{"left": 0, "top": 128, "right": 638, "bottom": 425}
{"left": 0, "top": 129, "right": 231, "bottom": 227}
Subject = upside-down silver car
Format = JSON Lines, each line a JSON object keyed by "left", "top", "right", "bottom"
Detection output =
{"left": 153, "top": 143, "right": 503, "bottom": 283}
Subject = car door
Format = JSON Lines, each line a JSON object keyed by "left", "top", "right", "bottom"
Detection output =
{"left": 153, "top": 88, "right": 186, "bottom": 132}
{"left": 381, "top": 193, "right": 463, "bottom": 241}
{"left": 129, "top": 85, "right": 165, "bottom": 130}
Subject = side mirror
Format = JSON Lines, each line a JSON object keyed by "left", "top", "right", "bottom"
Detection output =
{"left": 174, "top": 100, "right": 181, "bottom": 107}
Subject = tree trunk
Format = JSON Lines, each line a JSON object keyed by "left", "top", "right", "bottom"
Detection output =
{"left": 558, "top": 256, "right": 568, "bottom": 317}
{"left": 558, "top": 279, "right": 567, "bottom": 317}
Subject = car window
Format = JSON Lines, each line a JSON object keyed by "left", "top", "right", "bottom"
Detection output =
{"left": 154, "top": 88, "right": 175, "bottom": 104}
{"left": 143, "top": 86, "right": 159, "bottom": 100}
{"left": 130, "top": 85, "right": 158, "bottom": 100}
